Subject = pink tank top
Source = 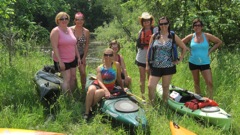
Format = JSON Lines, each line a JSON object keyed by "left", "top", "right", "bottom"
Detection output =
{"left": 53, "top": 27, "right": 77, "bottom": 62}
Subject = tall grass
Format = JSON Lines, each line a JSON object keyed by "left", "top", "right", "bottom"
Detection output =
{"left": 0, "top": 44, "right": 239, "bottom": 135}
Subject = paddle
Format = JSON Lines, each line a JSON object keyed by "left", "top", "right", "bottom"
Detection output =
{"left": 125, "top": 90, "right": 147, "bottom": 105}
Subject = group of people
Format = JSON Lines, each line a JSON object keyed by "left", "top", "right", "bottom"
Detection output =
{"left": 50, "top": 11, "right": 90, "bottom": 96}
{"left": 135, "top": 12, "right": 222, "bottom": 105}
{"left": 50, "top": 12, "right": 132, "bottom": 120}
{"left": 50, "top": 11, "right": 222, "bottom": 120}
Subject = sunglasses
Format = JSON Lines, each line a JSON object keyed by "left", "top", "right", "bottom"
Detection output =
{"left": 159, "top": 22, "right": 169, "bottom": 26}
{"left": 104, "top": 53, "right": 113, "bottom": 57}
{"left": 143, "top": 19, "right": 151, "bottom": 22}
{"left": 194, "top": 24, "right": 202, "bottom": 27}
{"left": 75, "top": 18, "right": 84, "bottom": 21}
{"left": 59, "top": 17, "right": 69, "bottom": 21}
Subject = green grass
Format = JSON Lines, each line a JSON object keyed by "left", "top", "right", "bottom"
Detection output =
{"left": 0, "top": 44, "right": 239, "bottom": 135}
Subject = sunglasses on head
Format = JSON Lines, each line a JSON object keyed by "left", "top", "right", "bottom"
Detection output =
{"left": 59, "top": 17, "right": 69, "bottom": 21}
{"left": 104, "top": 53, "right": 113, "bottom": 57}
{"left": 159, "top": 22, "right": 169, "bottom": 26}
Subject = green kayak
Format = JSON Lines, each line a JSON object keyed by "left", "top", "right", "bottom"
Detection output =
{"left": 156, "top": 83, "right": 231, "bottom": 130}
{"left": 85, "top": 75, "right": 147, "bottom": 128}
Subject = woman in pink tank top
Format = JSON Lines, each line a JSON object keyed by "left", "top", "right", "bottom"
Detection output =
{"left": 50, "top": 12, "right": 81, "bottom": 96}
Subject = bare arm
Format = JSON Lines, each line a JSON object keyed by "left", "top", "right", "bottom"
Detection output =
{"left": 50, "top": 27, "right": 65, "bottom": 70}
{"left": 182, "top": 34, "right": 193, "bottom": 44}
{"left": 83, "top": 28, "right": 90, "bottom": 60}
{"left": 96, "top": 66, "right": 108, "bottom": 90}
{"left": 175, "top": 34, "right": 187, "bottom": 61}
{"left": 119, "top": 55, "right": 128, "bottom": 77}
{"left": 205, "top": 33, "right": 222, "bottom": 54}
{"left": 115, "top": 62, "right": 124, "bottom": 90}
{"left": 146, "top": 34, "right": 155, "bottom": 70}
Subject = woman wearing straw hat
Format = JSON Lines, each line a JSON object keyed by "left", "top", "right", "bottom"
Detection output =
{"left": 135, "top": 12, "right": 155, "bottom": 100}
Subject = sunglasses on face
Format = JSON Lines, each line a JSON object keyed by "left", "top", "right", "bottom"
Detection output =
{"left": 143, "top": 19, "right": 151, "bottom": 22}
{"left": 104, "top": 53, "right": 113, "bottom": 57}
{"left": 194, "top": 24, "right": 202, "bottom": 27}
{"left": 75, "top": 18, "right": 84, "bottom": 21}
{"left": 159, "top": 22, "right": 169, "bottom": 26}
{"left": 59, "top": 17, "right": 69, "bottom": 21}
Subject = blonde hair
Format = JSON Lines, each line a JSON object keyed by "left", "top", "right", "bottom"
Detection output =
{"left": 55, "top": 12, "right": 70, "bottom": 25}
{"left": 102, "top": 48, "right": 114, "bottom": 63}
{"left": 109, "top": 40, "right": 121, "bottom": 52}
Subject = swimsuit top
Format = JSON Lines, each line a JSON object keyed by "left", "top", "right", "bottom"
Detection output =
{"left": 152, "top": 39, "right": 175, "bottom": 68}
{"left": 74, "top": 28, "right": 86, "bottom": 55}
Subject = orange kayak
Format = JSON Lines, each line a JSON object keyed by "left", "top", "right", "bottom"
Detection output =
{"left": 170, "top": 121, "right": 196, "bottom": 135}
{"left": 0, "top": 128, "right": 65, "bottom": 135}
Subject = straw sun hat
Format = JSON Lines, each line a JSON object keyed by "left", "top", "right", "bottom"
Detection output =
{"left": 138, "top": 12, "right": 154, "bottom": 26}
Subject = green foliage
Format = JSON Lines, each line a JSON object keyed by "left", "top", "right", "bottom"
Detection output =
{"left": 95, "top": 0, "right": 240, "bottom": 50}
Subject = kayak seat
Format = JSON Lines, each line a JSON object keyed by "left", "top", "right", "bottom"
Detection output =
{"left": 114, "top": 100, "right": 139, "bottom": 113}
{"left": 201, "top": 106, "right": 220, "bottom": 112}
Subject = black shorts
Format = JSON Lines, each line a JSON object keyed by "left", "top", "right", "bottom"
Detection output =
{"left": 150, "top": 66, "right": 176, "bottom": 77}
{"left": 189, "top": 62, "right": 210, "bottom": 71}
{"left": 135, "top": 60, "right": 146, "bottom": 68}
{"left": 54, "top": 57, "right": 78, "bottom": 72}
{"left": 80, "top": 54, "right": 84, "bottom": 59}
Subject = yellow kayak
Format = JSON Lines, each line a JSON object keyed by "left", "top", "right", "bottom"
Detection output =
{"left": 0, "top": 128, "right": 65, "bottom": 135}
{"left": 170, "top": 121, "right": 196, "bottom": 135}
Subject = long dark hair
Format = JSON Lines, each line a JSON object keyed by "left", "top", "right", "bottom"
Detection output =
{"left": 157, "top": 16, "right": 172, "bottom": 39}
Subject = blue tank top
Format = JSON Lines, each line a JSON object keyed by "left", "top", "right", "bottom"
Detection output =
{"left": 189, "top": 33, "right": 210, "bottom": 65}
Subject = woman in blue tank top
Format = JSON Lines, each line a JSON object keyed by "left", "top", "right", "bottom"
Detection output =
{"left": 182, "top": 18, "right": 222, "bottom": 99}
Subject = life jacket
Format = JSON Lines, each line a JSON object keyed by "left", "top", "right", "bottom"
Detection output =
{"left": 184, "top": 98, "right": 218, "bottom": 111}
{"left": 136, "top": 27, "right": 154, "bottom": 51}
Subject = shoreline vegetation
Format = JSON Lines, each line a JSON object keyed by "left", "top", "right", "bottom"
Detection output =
{"left": 0, "top": 39, "right": 239, "bottom": 135}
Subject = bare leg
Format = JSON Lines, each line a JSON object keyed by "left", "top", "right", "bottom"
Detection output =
{"left": 85, "top": 85, "right": 97, "bottom": 115}
{"left": 148, "top": 75, "right": 160, "bottom": 105}
{"left": 60, "top": 69, "right": 71, "bottom": 96}
{"left": 79, "top": 64, "right": 86, "bottom": 90}
{"left": 191, "top": 70, "right": 201, "bottom": 95}
{"left": 139, "top": 66, "right": 146, "bottom": 99}
{"left": 162, "top": 75, "right": 172, "bottom": 102}
{"left": 69, "top": 67, "right": 77, "bottom": 92}
{"left": 201, "top": 69, "right": 213, "bottom": 99}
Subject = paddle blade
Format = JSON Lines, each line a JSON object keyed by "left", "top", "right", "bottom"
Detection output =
{"left": 170, "top": 121, "right": 197, "bottom": 135}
